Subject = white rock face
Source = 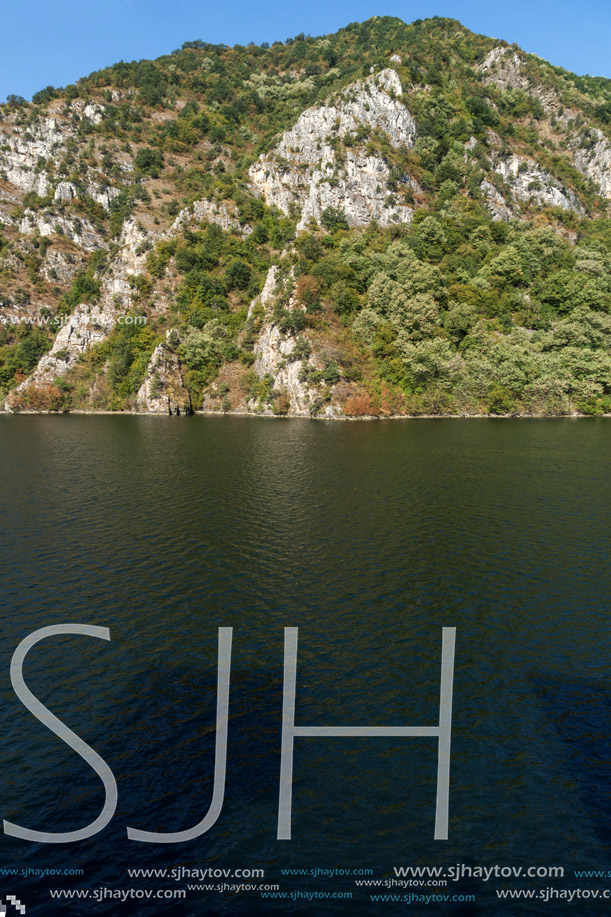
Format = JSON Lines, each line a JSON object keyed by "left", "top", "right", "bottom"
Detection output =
{"left": 250, "top": 322, "right": 313, "bottom": 414}
{"left": 81, "top": 102, "right": 105, "bottom": 125}
{"left": 103, "top": 218, "right": 153, "bottom": 303}
{"left": 41, "top": 248, "right": 85, "bottom": 283}
{"left": 481, "top": 179, "right": 513, "bottom": 221}
{"left": 0, "top": 117, "right": 66, "bottom": 196}
{"left": 276, "top": 69, "right": 415, "bottom": 158}
{"left": 0, "top": 104, "right": 120, "bottom": 229}
{"left": 479, "top": 46, "right": 564, "bottom": 117}
{"left": 493, "top": 155, "right": 583, "bottom": 212}
{"left": 245, "top": 263, "right": 339, "bottom": 417}
{"left": 171, "top": 198, "right": 251, "bottom": 235}
{"left": 136, "top": 331, "right": 191, "bottom": 413}
{"left": 10, "top": 218, "right": 155, "bottom": 398}
{"left": 480, "top": 47, "right": 529, "bottom": 92}
{"left": 19, "top": 209, "right": 105, "bottom": 251}
{"left": 53, "top": 181, "right": 77, "bottom": 203}
{"left": 247, "top": 263, "right": 279, "bottom": 318}
{"left": 88, "top": 184, "right": 121, "bottom": 210}
{"left": 53, "top": 179, "right": 120, "bottom": 211}
{"left": 248, "top": 264, "right": 313, "bottom": 414}
{"left": 249, "top": 69, "right": 418, "bottom": 230}
{"left": 0, "top": 106, "right": 105, "bottom": 196}
{"left": 573, "top": 129, "right": 611, "bottom": 199}
{"left": 301, "top": 151, "right": 415, "bottom": 230}
{"left": 9, "top": 303, "right": 116, "bottom": 395}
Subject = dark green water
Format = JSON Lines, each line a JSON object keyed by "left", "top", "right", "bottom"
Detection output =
{"left": 0, "top": 415, "right": 609, "bottom": 915}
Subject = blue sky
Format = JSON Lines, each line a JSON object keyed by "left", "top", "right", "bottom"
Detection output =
{"left": 2, "top": 0, "right": 610, "bottom": 102}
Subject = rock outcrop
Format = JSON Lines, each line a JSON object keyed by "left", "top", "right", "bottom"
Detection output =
{"left": 247, "top": 263, "right": 279, "bottom": 318}
{"left": 0, "top": 116, "right": 64, "bottom": 198}
{"left": 171, "top": 198, "right": 252, "bottom": 236}
{"left": 6, "top": 303, "right": 115, "bottom": 402}
{"left": 53, "top": 180, "right": 120, "bottom": 211}
{"left": 243, "top": 264, "right": 341, "bottom": 417}
{"left": 248, "top": 321, "right": 314, "bottom": 414}
{"left": 480, "top": 47, "right": 530, "bottom": 92}
{"left": 41, "top": 248, "right": 86, "bottom": 284}
{"left": 492, "top": 154, "right": 583, "bottom": 212}
{"left": 480, "top": 179, "right": 513, "bottom": 221}
{"left": 100, "top": 218, "right": 153, "bottom": 310}
{"left": 0, "top": 103, "right": 106, "bottom": 203}
{"left": 4, "top": 218, "right": 154, "bottom": 406}
{"left": 573, "top": 129, "right": 611, "bottom": 199}
{"left": 249, "top": 69, "right": 418, "bottom": 230}
{"left": 479, "top": 46, "right": 564, "bottom": 119}
{"left": 136, "top": 331, "right": 191, "bottom": 413}
{"left": 19, "top": 209, "right": 105, "bottom": 251}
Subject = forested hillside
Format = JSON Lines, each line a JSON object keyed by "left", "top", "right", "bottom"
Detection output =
{"left": 1, "top": 16, "right": 611, "bottom": 416}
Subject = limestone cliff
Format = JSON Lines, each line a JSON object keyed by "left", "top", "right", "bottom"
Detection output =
{"left": 492, "top": 154, "right": 583, "bottom": 214}
{"left": 4, "top": 218, "right": 152, "bottom": 407}
{"left": 247, "top": 264, "right": 338, "bottom": 417}
{"left": 136, "top": 330, "right": 191, "bottom": 413}
{"left": 573, "top": 129, "right": 611, "bottom": 199}
{"left": 249, "top": 69, "right": 419, "bottom": 230}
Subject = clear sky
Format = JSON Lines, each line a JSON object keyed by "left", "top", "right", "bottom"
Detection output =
{"left": 2, "top": 0, "right": 610, "bottom": 102}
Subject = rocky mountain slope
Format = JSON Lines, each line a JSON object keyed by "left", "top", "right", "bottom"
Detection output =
{"left": 1, "top": 16, "right": 611, "bottom": 416}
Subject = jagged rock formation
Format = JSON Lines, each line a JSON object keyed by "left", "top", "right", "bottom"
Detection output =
{"left": 4, "top": 217, "right": 153, "bottom": 407}
{"left": 248, "top": 321, "right": 313, "bottom": 414}
{"left": 0, "top": 104, "right": 106, "bottom": 199}
{"left": 573, "top": 129, "right": 611, "bottom": 199}
{"left": 53, "top": 180, "right": 120, "bottom": 211}
{"left": 492, "top": 154, "right": 583, "bottom": 213}
{"left": 250, "top": 69, "right": 419, "bottom": 230}
{"left": 480, "top": 47, "right": 530, "bottom": 93}
{"left": 171, "top": 199, "right": 252, "bottom": 236}
{"left": 6, "top": 303, "right": 115, "bottom": 403}
{"left": 136, "top": 330, "right": 191, "bottom": 413}
{"left": 201, "top": 262, "right": 343, "bottom": 417}
{"left": 100, "top": 218, "right": 153, "bottom": 308}
{"left": 19, "top": 210, "right": 104, "bottom": 251}
{"left": 41, "top": 248, "right": 86, "bottom": 284}
{"left": 247, "top": 266, "right": 319, "bottom": 416}
{"left": 0, "top": 116, "right": 66, "bottom": 197}
{"left": 480, "top": 45, "right": 611, "bottom": 202}
{"left": 480, "top": 179, "right": 514, "bottom": 221}
{"left": 479, "top": 46, "right": 572, "bottom": 121}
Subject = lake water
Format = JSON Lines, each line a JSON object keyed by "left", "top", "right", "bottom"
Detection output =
{"left": 0, "top": 415, "right": 609, "bottom": 915}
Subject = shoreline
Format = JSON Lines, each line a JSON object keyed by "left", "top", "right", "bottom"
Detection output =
{"left": 1, "top": 408, "right": 610, "bottom": 421}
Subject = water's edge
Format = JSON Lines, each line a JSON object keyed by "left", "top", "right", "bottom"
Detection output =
{"left": 2, "top": 408, "right": 611, "bottom": 420}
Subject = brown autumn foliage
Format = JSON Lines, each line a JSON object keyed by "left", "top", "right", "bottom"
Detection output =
{"left": 342, "top": 391, "right": 377, "bottom": 417}
{"left": 295, "top": 275, "right": 320, "bottom": 306}
{"left": 343, "top": 381, "right": 406, "bottom": 417}
{"left": 377, "top": 381, "right": 405, "bottom": 416}
{"left": 8, "top": 383, "right": 66, "bottom": 412}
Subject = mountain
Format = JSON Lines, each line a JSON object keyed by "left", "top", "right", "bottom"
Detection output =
{"left": 1, "top": 16, "right": 611, "bottom": 417}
